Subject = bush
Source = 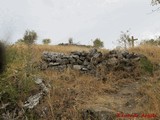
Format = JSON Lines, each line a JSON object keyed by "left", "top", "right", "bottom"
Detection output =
{"left": 42, "top": 39, "right": 51, "bottom": 45}
{"left": 15, "top": 30, "right": 38, "bottom": 45}
{"left": 93, "top": 38, "right": 104, "bottom": 48}
{"left": 140, "top": 57, "right": 153, "bottom": 75}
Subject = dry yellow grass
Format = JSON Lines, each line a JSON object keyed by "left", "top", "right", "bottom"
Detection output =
{"left": 129, "top": 44, "right": 160, "bottom": 63}
{"left": 1, "top": 44, "right": 160, "bottom": 119}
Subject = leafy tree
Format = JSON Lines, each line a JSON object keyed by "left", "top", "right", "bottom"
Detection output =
{"left": 23, "top": 30, "right": 37, "bottom": 45}
{"left": 42, "top": 39, "right": 51, "bottom": 45}
{"left": 151, "top": 0, "right": 160, "bottom": 5}
{"left": 93, "top": 38, "right": 104, "bottom": 48}
{"left": 68, "top": 38, "right": 73, "bottom": 44}
{"left": 118, "top": 30, "right": 131, "bottom": 49}
{"left": 15, "top": 39, "right": 25, "bottom": 44}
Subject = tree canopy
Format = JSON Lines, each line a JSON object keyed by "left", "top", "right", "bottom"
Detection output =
{"left": 42, "top": 39, "right": 51, "bottom": 45}
{"left": 152, "top": 0, "right": 160, "bottom": 5}
{"left": 68, "top": 38, "right": 73, "bottom": 44}
{"left": 93, "top": 38, "right": 104, "bottom": 48}
{"left": 23, "top": 30, "right": 37, "bottom": 45}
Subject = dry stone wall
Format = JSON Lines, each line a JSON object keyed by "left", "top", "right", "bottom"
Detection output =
{"left": 40, "top": 49, "right": 146, "bottom": 74}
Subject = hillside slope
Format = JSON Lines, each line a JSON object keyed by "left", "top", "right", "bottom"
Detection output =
{"left": 0, "top": 45, "right": 160, "bottom": 120}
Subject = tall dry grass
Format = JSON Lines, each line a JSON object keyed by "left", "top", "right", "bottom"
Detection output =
{"left": 1, "top": 44, "right": 160, "bottom": 119}
{"left": 129, "top": 44, "right": 160, "bottom": 63}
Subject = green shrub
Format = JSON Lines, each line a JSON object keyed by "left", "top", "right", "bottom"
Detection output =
{"left": 140, "top": 57, "right": 153, "bottom": 75}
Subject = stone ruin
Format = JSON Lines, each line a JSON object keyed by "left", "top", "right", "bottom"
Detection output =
{"left": 40, "top": 48, "right": 147, "bottom": 74}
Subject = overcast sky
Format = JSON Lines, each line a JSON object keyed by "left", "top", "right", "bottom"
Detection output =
{"left": 0, "top": 0, "right": 160, "bottom": 49}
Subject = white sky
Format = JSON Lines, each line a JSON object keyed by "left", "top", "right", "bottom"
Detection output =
{"left": 0, "top": 0, "right": 160, "bottom": 49}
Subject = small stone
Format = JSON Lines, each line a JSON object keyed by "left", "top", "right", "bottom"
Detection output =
{"left": 82, "top": 67, "right": 88, "bottom": 71}
{"left": 107, "top": 57, "right": 118, "bottom": 65}
{"left": 61, "top": 59, "right": 70, "bottom": 65}
{"left": 48, "top": 62, "right": 60, "bottom": 66}
{"left": 23, "top": 92, "right": 43, "bottom": 109}
{"left": 77, "top": 59, "right": 83, "bottom": 65}
{"left": 55, "top": 58, "right": 63, "bottom": 63}
{"left": 63, "top": 55, "right": 70, "bottom": 59}
{"left": 71, "top": 55, "right": 79, "bottom": 59}
{"left": 87, "top": 65, "right": 93, "bottom": 70}
{"left": 84, "top": 60, "right": 89, "bottom": 66}
{"left": 71, "top": 51, "right": 82, "bottom": 56}
{"left": 81, "top": 51, "right": 88, "bottom": 57}
{"left": 122, "top": 51, "right": 129, "bottom": 58}
{"left": 93, "top": 52, "right": 102, "bottom": 58}
{"left": 89, "top": 48, "right": 97, "bottom": 56}
{"left": 80, "top": 57, "right": 85, "bottom": 61}
{"left": 34, "top": 78, "right": 43, "bottom": 85}
{"left": 73, "top": 65, "right": 82, "bottom": 70}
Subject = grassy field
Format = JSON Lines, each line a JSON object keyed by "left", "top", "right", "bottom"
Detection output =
{"left": 0, "top": 44, "right": 160, "bottom": 120}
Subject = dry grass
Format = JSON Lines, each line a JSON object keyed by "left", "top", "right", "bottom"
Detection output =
{"left": 129, "top": 44, "right": 160, "bottom": 64}
{"left": 1, "top": 44, "right": 160, "bottom": 119}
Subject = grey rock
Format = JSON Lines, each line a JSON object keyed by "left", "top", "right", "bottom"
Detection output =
{"left": 79, "top": 57, "right": 85, "bottom": 61}
{"left": 81, "top": 51, "right": 88, "bottom": 57}
{"left": 23, "top": 92, "right": 43, "bottom": 109}
{"left": 122, "top": 51, "right": 129, "bottom": 58}
{"left": 132, "top": 57, "right": 140, "bottom": 61}
{"left": 69, "top": 58, "right": 76, "bottom": 64}
{"left": 83, "top": 60, "right": 90, "bottom": 66}
{"left": 55, "top": 58, "right": 63, "bottom": 63}
{"left": 87, "top": 65, "right": 93, "bottom": 70}
{"left": 61, "top": 59, "right": 70, "bottom": 65}
{"left": 63, "top": 55, "right": 70, "bottom": 59}
{"left": 40, "top": 83, "right": 49, "bottom": 93}
{"left": 71, "top": 51, "right": 81, "bottom": 56}
{"left": 93, "top": 52, "right": 102, "bottom": 58}
{"left": 48, "top": 62, "right": 60, "bottom": 66}
{"left": 58, "top": 65, "right": 67, "bottom": 69}
{"left": 73, "top": 65, "right": 82, "bottom": 70}
{"left": 67, "top": 64, "right": 73, "bottom": 68}
{"left": 34, "top": 78, "right": 43, "bottom": 85}
{"left": 82, "top": 67, "right": 88, "bottom": 71}
{"left": 89, "top": 48, "right": 97, "bottom": 56}
{"left": 77, "top": 59, "right": 83, "bottom": 65}
{"left": 71, "top": 55, "right": 79, "bottom": 59}
{"left": 41, "top": 50, "right": 148, "bottom": 74}
{"left": 107, "top": 57, "right": 118, "bottom": 65}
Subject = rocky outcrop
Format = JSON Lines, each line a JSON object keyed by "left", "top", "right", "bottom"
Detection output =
{"left": 0, "top": 77, "right": 50, "bottom": 119}
{"left": 23, "top": 77, "right": 50, "bottom": 109}
{"left": 40, "top": 49, "right": 147, "bottom": 74}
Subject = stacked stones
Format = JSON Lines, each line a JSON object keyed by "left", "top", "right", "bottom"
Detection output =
{"left": 41, "top": 49, "right": 146, "bottom": 73}
{"left": 41, "top": 49, "right": 100, "bottom": 71}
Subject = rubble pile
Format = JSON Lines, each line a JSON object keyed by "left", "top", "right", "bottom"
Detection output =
{"left": 40, "top": 49, "right": 146, "bottom": 73}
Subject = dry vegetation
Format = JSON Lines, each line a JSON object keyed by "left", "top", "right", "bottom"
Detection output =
{"left": 0, "top": 44, "right": 160, "bottom": 120}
